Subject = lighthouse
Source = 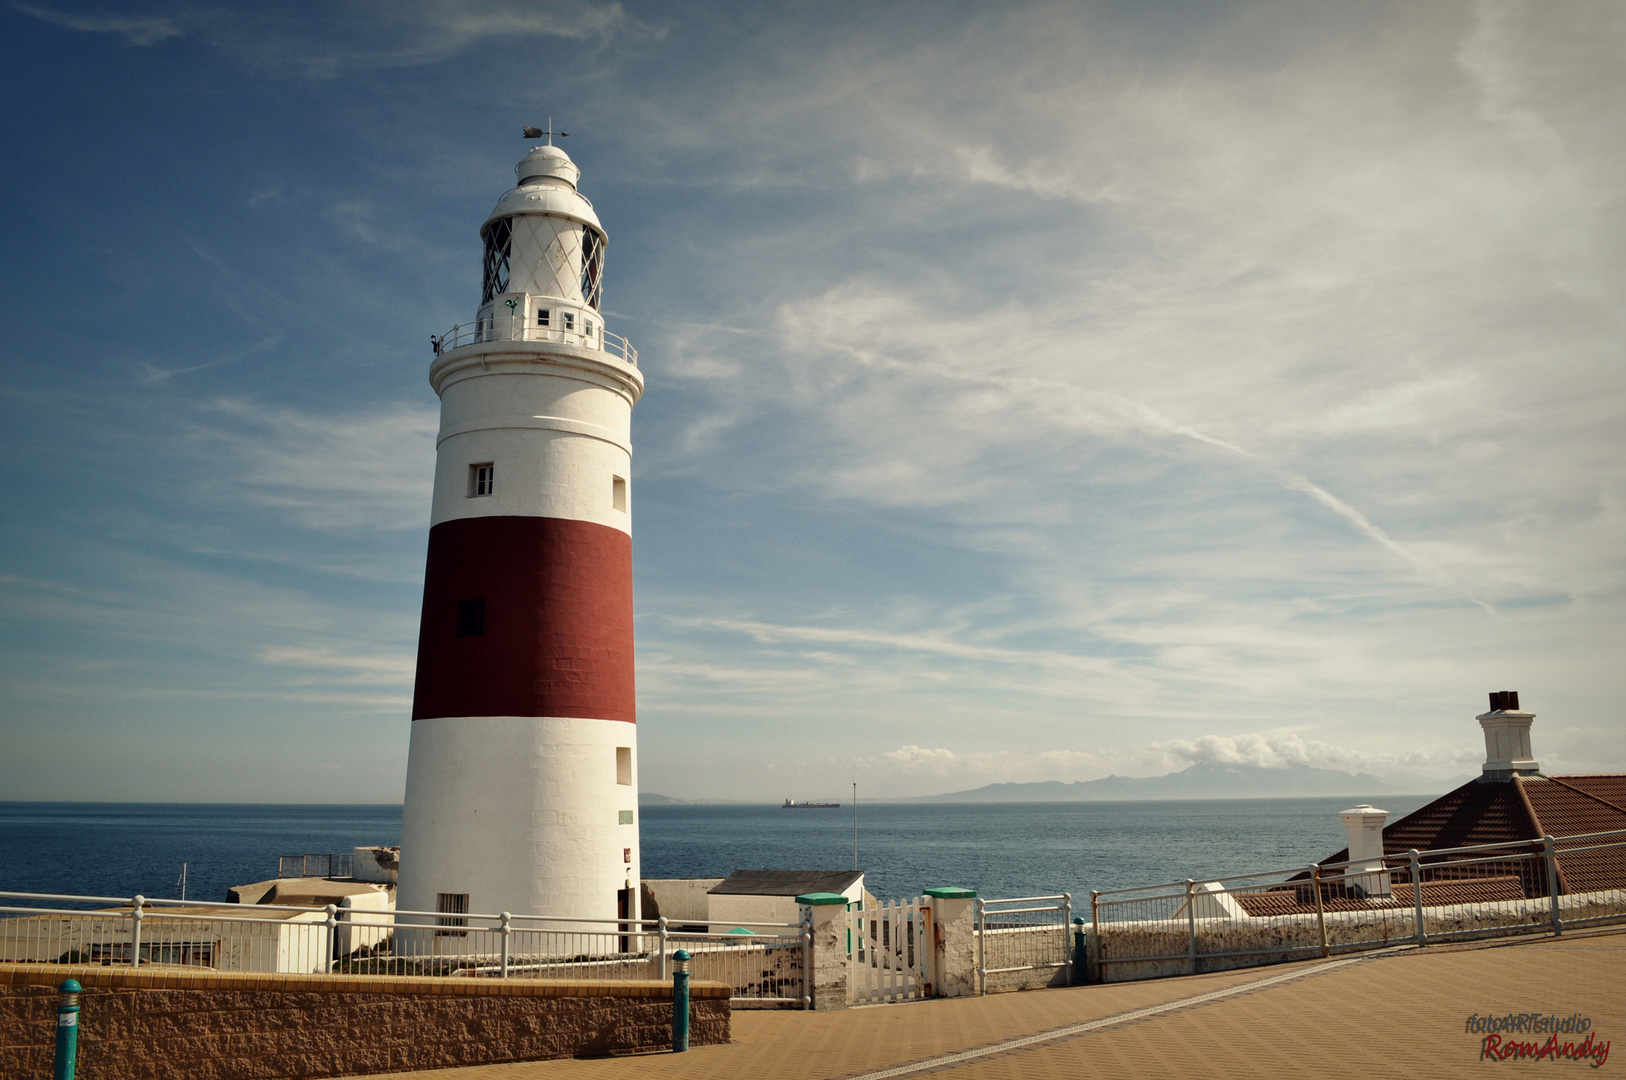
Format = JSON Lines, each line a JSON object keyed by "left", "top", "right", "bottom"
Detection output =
{"left": 397, "top": 136, "right": 644, "bottom": 929}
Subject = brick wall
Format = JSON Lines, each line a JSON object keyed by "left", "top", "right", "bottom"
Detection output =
{"left": 0, "top": 965, "right": 728, "bottom": 1079}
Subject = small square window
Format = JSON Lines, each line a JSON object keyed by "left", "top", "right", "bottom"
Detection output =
{"left": 616, "top": 746, "right": 632, "bottom": 785}
{"left": 469, "top": 463, "right": 494, "bottom": 497}
{"left": 562, "top": 312, "right": 575, "bottom": 331}
{"left": 612, "top": 476, "right": 627, "bottom": 513}
{"left": 456, "top": 598, "right": 485, "bottom": 638}
{"left": 619, "top": 810, "right": 634, "bottom": 825}
{"left": 436, "top": 893, "right": 469, "bottom": 937}
{"left": 585, "top": 320, "right": 594, "bottom": 336}
{"left": 537, "top": 309, "right": 549, "bottom": 327}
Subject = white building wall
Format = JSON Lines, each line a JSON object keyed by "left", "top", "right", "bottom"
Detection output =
{"left": 642, "top": 879, "right": 723, "bottom": 924}
{"left": 399, "top": 715, "right": 640, "bottom": 924}
{"left": 708, "top": 894, "right": 802, "bottom": 929}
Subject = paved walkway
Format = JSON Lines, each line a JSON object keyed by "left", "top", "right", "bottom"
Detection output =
{"left": 374, "top": 927, "right": 1624, "bottom": 1080}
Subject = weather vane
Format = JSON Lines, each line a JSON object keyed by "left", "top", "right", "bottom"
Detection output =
{"left": 522, "top": 118, "right": 568, "bottom": 146}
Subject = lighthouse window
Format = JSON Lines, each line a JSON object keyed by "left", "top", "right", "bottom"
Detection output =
{"left": 562, "top": 311, "right": 575, "bottom": 332}
{"left": 612, "top": 475, "right": 627, "bottom": 512}
{"left": 619, "top": 810, "right": 635, "bottom": 825}
{"left": 480, "top": 217, "right": 512, "bottom": 306}
{"left": 580, "top": 228, "right": 604, "bottom": 309}
{"left": 469, "top": 463, "right": 494, "bottom": 497}
{"left": 436, "top": 893, "right": 469, "bottom": 937}
{"left": 536, "top": 308, "right": 549, "bottom": 327}
{"left": 616, "top": 746, "right": 632, "bottom": 785}
{"left": 455, "top": 598, "right": 485, "bottom": 638}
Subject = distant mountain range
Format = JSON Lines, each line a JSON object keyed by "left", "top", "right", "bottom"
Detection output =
{"left": 638, "top": 792, "right": 684, "bottom": 804}
{"left": 913, "top": 761, "right": 1454, "bottom": 802}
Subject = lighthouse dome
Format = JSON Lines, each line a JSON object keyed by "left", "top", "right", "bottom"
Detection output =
{"left": 485, "top": 145, "right": 603, "bottom": 233}
{"left": 517, "top": 144, "right": 580, "bottom": 188}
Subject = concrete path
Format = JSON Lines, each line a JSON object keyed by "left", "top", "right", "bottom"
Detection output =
{"left": 373, "top": 927, "right": 1624, "bottom": 1080}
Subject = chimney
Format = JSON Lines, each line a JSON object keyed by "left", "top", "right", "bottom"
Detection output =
{"left": 1338, "top": 804, "right": 1390, "bottom": 897}
{"left": 1477, "top": 690, "right": 1539, "bottom": 780}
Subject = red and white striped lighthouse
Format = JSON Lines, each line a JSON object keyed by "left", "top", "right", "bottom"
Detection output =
{"left": 398, "top": 137, "right": 643, "bottom": 926}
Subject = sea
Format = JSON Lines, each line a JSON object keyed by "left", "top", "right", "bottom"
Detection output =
{"left": 0, "top": 795, "right": 1436, "bottom": 907}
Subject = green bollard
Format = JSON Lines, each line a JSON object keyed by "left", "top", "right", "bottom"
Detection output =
{"left": 1072, "top": 917, "right": 1088, "bottom": 986}
{"left": 671, "top": 949, "right": 691, "bottom": 1053}
{"left": 54, "top": 978, "right": 81, "bottom": 1080}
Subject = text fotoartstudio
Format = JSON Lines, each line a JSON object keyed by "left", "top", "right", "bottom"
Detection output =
{"left": 1467, "top": 1014, "right": 1611, "bottom": 1068}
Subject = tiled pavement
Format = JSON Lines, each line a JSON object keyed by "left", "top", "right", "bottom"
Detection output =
{"left": 373, "top": 927, "right": 1624, "bottom": 1080}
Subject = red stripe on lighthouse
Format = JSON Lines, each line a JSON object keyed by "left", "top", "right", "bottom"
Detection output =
{"left": 411, "top": 516, "right": 636, "bottom": 723}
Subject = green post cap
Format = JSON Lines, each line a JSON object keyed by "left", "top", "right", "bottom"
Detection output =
{"left": 58, "top": 979, "right": 82, "bottom": 993}
{"left": 1072, "top": 916, "right": 1086, "bottom": 925}
{"left": 796, "top": 892, "right": 848, "bottom": 906}
{"left": 924, "top": 887, "right": 977, "bottom": 900}
{"left": 725, "top": 927, "right": 755, "bottom": 935}
{"left": 672, "top": 949, "right": 691, "bottom": 961}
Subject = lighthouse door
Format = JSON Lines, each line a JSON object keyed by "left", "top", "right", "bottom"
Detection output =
{"left": 617, "top": 888, "right": 632, "bottom": 953}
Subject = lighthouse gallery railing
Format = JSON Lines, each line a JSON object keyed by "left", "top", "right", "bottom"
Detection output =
{"left": 435, "top": 317, "right": 637, "bottom": 365}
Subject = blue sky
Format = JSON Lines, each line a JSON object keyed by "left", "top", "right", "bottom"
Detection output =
{"left": 1, "top": 0, "right": 1621, "bottom": 803}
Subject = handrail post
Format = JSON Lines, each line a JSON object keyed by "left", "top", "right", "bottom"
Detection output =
{"left": 323, "top": 905, "right": 337, "bottom": 974}
{"left": 500, "top": 912, "right": 511, "bottom": 978}
{"left": 974, "top": 897, "right": 986, "bottom": 995}
{"left": 1542, "top": 836, "right": 1562, "bottom": 936}
{"left": 1090, "top": 890, "right": 1101, "bottom": 985}
{"left": 1408, "top": 850, "right": 1426, "bottom": 946}
{"left": 1184, "top": 880, "right": 1197, "bottom": 975}
{"left": 801, "top": 923, "right": 812, "bottom": 1010}
{"left": 657, "top": 916, "right": 669, "bottom": 980}
{"left": 129, "top": 895, "right": 144, "bottom": 969}
{"left": 1061, "top": 893, "right": 1073, "bottom": 985}
{"left": 1312, "top": 865, "right": 1328, "bottom": 958}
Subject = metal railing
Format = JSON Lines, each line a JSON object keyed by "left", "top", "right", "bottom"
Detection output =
{"left": 277, "top": 854, "right": 352, "bottom": 879}
{"left": 434, "top": 317, "right": 637, "bottom": 366}
{"left": 0, "top": 892, "right": 808, "bottom": 1006}
{"left": 975, "top": 893, "right": 1073, "bottom": 992}
{"left": 1089, "top": 829, "right": 1626, "bottom": 983}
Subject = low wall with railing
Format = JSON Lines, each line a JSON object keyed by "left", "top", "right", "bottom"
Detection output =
{"left": 976, "top": 895, "right": 1073, "bottom": 993}
{"left": 0, "top": 963, "right": 729, "bottom": 1080}
{"left": 1089, "top": 830, "right": 1626, "bottom": 983}
{"left": 0, "top": 892, "right": 807, "bottom": 1009}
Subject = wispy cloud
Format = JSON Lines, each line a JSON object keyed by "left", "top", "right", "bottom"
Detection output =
{"left": 183, "top": 400, "right": 437, "bottom": 534}
{"left": 14, "top": 3, "right": 182, "bottom": 46}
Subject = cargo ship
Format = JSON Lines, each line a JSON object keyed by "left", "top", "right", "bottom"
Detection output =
{"left": 782, "top": 799, "right": 840, "bottom": 809}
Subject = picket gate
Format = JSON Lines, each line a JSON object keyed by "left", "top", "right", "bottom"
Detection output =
{"left": 848, "top": 896, "right": 931, "bottom": 1003}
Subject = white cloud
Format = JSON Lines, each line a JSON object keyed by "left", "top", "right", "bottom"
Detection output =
{"left": 845, "top": 732, "right": 1480, "bottom": 792}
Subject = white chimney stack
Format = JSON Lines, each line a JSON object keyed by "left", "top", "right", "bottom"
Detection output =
{"left": 1478, "top": 690, "right": 1539, "bottom": 779}
{"left": 1339, "top": 804, "right": 1390, "bottom": 897}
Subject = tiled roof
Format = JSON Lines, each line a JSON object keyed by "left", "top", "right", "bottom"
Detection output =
{"left": 1235, "top": 876, "right": 1528, "bottom": 917}
{"left": 1312, "top": 774, "right": 1626, "bottom": 896}
{"left": 1538, "top": 776, "right": 1626, "bottom": 893}
{"left": 1528, "top": 776, "right": 1626, "bottom": 837}
{"left": 709, "top": 870, "right": 863, "bottom": 896}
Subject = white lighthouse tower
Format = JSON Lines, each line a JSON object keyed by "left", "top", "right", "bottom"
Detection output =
{"left": 398, "top": 135, "right": 644, "bottom": 929}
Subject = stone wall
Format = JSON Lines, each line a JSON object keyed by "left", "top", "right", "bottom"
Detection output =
{"left": 0, "top": 964, "right": 728, "bottom": 1080}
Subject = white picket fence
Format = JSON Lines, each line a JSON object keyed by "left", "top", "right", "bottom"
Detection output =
{"left": 848, "top": 896, "right": 932, "bottom": 1003}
